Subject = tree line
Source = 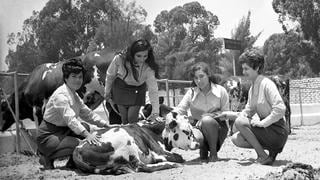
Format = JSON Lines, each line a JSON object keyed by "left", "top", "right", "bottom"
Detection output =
{"left": 4, "top": 0, "right": 320, "bottom": 81}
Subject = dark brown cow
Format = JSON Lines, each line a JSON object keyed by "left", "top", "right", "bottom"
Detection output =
{"left": 0, "top": 48, "right": 116, "bottom": 131}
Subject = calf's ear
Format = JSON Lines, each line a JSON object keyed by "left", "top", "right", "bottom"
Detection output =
{"left": 163, "top": 137, "right": 173, "bottom": 151}
{"left": 168, "top": 120, "right": 177, "bottom": 129}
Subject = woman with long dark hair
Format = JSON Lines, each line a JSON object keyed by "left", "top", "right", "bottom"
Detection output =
{"left": 175, "top": 62, "right": 230, "bottom": 162}
{"left": 104, "top": 39, "right": 160, "bottom": 124}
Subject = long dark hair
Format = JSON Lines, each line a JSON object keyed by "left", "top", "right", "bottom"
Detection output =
{"left": 189, "top": 62, "right": 219, "bottom": 87}
{"left": 120, "top": 39, "right": 159, "bottom": 81}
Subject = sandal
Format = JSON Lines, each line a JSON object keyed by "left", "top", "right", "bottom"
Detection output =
{"left": 257, "top": 156, "right": 273, "bottom": 165}
{"left": 269, "top": 151, "right": 278, "bottom": 162}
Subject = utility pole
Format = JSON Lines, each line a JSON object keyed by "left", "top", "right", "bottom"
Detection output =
{"left": 223, "top": 38, "right": 242, "bottom": 76}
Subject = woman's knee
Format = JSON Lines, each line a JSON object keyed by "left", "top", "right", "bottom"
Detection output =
{"left": 201, "top": 116, "right": 219, "bottom": 129}
{"left": 231, "top": 132, "right": 251, "bottom": 148}
{"left": 59, "top": 136, "right": 81, "bottom": 149}
{"left": 230, "top": 133, "right": 240, "bottom": 146}
{"left": 234, "top": 116, "right": 249, "bottom": 129}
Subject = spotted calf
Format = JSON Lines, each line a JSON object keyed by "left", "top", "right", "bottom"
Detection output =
{"left": 162, "top": 112, "right": 201, "bottom": 151}
{"left": 73, "top": 120, "right": 184, "bottom": 174}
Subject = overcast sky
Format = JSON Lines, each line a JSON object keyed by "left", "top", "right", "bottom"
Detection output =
{"left": 0, "top": 0, "right": 283, "bottom": 71}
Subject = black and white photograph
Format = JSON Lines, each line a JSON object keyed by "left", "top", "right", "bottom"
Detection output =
{"left": 1, "top": 0, "right": 320, "bottom": 179}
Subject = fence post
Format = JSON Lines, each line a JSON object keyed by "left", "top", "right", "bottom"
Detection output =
{"left": 14, "top": 72, "right": 21, "bottom": 154}
{"left": 298, "top": 87, "right": 304, "bottom": 126}
{"left": 165, "top": 79, "right": 170, "bottom": 107}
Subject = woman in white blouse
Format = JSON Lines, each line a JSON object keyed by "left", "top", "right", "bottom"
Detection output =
{"left": 104, "top": 39, "right": 160, "bottom": 124}
{"left": 221, "top": 49, "right": 289, "bottom": 165}
{"left": 37, "top": 59, "right": 109, "bottom": 169}
{"left": 174, "top": 62, "right": 230, "bottom": 162}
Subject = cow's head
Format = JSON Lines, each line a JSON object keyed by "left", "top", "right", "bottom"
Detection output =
{"left": 81, "top": 48, "right": 116, "bottom": 85}
{"left": 83, "top": 90, "right": 105, "bottom": 110}
{"left": 162, "top": 112, "right": 200, "bottom": 151}
{"left": 221, "top": 76, "right": 250, "bottom": 112}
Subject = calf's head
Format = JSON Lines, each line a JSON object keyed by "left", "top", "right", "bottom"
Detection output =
{"left": 162, "top": 112, "right": 200, "bottom": 151}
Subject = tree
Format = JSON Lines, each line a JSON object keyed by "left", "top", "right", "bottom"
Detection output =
{"left": 153, "top": 1, "right": 221, "bottom": 80}
{"left": 263, "top": 31, "right": 315, "bottom": 78}
{"left": 6, "top": 11, "right": 41, "bottom": 72}
{"left": 230, "top": 11, "right": 261, "bottom": 76}
{"left": 272, "top": 0, "right": 320, "bottom": 74}
{"left": 5, "top": 0, "right": 149, "bottom": 73}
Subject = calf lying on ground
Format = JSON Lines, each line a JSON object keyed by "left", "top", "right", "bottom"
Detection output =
{"left": 72, "top": 117, "right": 187, "bottom": 174}
{"left": 162, "top": 112, "right": 202, "bottom": 151}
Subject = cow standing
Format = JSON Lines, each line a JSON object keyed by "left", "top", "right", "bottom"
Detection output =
{"left": 0, "top": 54, "right": 109, "bottom": 131}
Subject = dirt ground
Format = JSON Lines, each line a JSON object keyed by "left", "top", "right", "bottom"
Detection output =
{"left": 1, "top": 124, "right": 320, "bottom": 180}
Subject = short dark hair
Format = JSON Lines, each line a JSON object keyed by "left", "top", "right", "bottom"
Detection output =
{"left": 239, "top": 49, "right": 265, "bottom": 74}
{"left": 62, "top": 58, "right": 85, "bottom": 82}
{"left": 189, "top": 62, "right": 219, "bottom": 86}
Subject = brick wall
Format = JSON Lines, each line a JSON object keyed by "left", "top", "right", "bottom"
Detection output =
{"left": 290, "top": 78, "right": 320, "bottom": 104}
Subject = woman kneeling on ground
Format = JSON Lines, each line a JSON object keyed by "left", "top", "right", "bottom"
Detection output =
{"left": 174, "top": 62, "right": 230, "bottom": 162}
{"left": 37, "top": 59, "right": 110, "bottom": 169}
{"left": 220, "top": 49, "right": 289, "bottom": 165}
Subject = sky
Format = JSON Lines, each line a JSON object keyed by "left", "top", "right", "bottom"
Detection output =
{"left": 0, "top": 0, "right": 283, "bottom": 71}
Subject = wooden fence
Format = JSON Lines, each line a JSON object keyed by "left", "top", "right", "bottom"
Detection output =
{"left": 0, "top": 72, "right": 29, "bottom": 154}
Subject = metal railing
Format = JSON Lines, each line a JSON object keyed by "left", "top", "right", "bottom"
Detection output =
{"left": 157, "top": 79, "right": 192, "bottom": 107}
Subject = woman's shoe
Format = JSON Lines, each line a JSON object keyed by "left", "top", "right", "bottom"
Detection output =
{"left": 65, "top": 156, "right": 76, "bottom": 169}
{"left": 269, "top": 151, "right": 278, "bottom": 162}
{"left": 257, "top": 156, "right": 274, "bottom": 165}
{"left": 199, "top": 149, "right": 208, "bottom": 160}
{"left": 39, "top": 155, "right": 54, "bottom": 169}
{"left": 208, "top": 155, "right": 219, "bottom": 162}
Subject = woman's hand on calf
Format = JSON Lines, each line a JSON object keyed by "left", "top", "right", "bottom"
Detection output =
{"left": 82, "top": 131, "right": 101, "bottom": 145}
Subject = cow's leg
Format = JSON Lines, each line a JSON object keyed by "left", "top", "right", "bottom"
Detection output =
{"left": 137, "top": 162, "right": 180, "bottom": 172}
{"left": 32, "top": 107, "right": 39, "bottom": 130}
{"left": 35, "top": 107, "right": 43, "bottom": 125}
{"left": 163, "top": 152, "right": 184, "bottom": 163}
